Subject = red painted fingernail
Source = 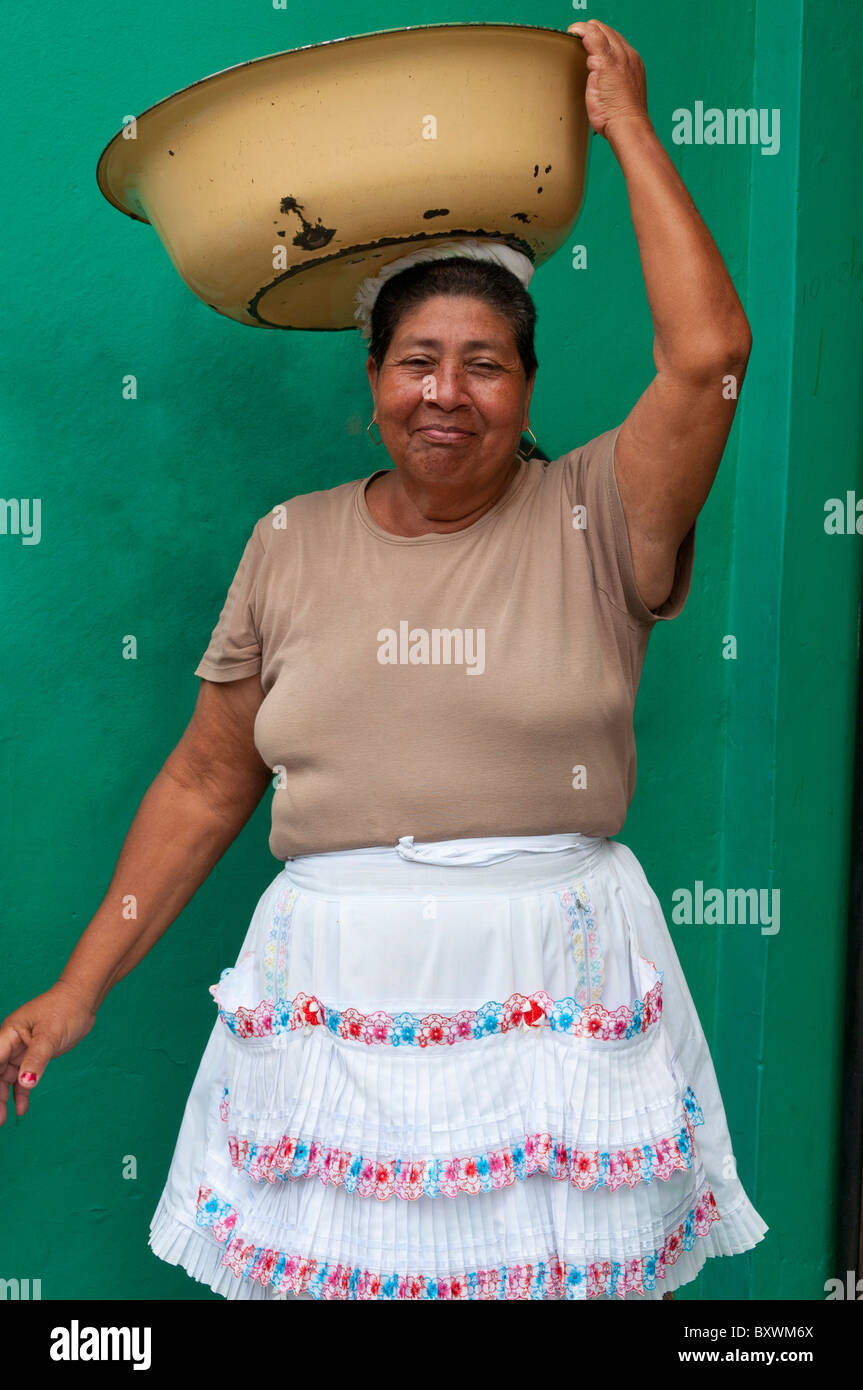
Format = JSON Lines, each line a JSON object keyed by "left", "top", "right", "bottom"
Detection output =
{"left": 20, "top": 1072, "right": 37, "bottom": 1085}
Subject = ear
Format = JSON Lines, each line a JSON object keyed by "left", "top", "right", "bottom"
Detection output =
{"left": 366, "top": 355, "right": 378, "bottom": 395}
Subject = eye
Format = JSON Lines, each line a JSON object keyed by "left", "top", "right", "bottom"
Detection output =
{"left": 401, "top": 357, "right": 502, "bottom": 370}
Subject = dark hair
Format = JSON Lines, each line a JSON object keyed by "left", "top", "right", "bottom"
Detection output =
{"left": 366, "top": 255, "right": 550, "bottom": 462}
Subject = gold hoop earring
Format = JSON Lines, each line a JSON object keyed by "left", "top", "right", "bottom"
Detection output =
{"left": 522, "top": 426, "right": 537, "bottom": 459}
{"left": 367, "top": 416, "right": 383, "bottom": 445}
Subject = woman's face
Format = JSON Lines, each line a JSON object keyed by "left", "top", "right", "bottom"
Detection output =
{"left": 365, "top": 295, "right": 535, "bottom": 496}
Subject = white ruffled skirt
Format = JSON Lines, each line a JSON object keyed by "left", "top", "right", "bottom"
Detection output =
{"left": 149, "top": 831, "right": 768, "bottom": 1300}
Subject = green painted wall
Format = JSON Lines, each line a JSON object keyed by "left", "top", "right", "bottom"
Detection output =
{"left": 2, "top": 1, "right": 860, "bottom": 1300}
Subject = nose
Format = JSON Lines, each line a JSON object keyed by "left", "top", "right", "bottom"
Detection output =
{"left": 423, "top": 363, "right": 474, "bottom": 405}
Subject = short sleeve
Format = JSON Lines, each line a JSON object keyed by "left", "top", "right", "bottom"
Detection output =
{"left": 194, "top": 522, "right": 265, "bottom": 681}
{"left": 564, "top": 424, "right": 696, "bottom": 628}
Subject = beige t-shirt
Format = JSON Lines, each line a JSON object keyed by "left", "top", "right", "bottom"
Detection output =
{"left": 194, "top": 424, "right": 695, "bottom": 859}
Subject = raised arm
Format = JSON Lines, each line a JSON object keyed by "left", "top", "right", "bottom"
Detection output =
{"left": 0, "top": 674, "right": 272, "bottom": 1123}
{"left": 569, "top": 19, "right": 752, "bottom": 612}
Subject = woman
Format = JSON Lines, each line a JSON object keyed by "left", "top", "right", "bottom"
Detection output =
{"left": 0, "top": 20, "right": 767, "bottom": 1298}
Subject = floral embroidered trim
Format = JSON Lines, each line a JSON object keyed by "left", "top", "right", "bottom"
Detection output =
{"left": 224, "top": 1086, "right": 705, "bottom": 1196}
{"left": 263, "top": 884, "right": 299, "bottom": 1003}
{"left": 213, "top": 976, "right": 663, "bottom": 1046}
{"left": 557, "top": 884, "right": 604, "bottom": 1007}
{"left": 194, "top": 1179, "right": 721, "bottom": 1299}
{"left": 682, "top": 1086, "right": 704, "bottom": 1127}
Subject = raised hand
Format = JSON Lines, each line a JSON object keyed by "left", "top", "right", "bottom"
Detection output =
{"left": 568, "top": 19, "right": 651, "bottom": 141}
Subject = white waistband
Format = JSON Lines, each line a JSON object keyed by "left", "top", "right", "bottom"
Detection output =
{"left": 282, "top": 832, "right": 607, "bottom": 895}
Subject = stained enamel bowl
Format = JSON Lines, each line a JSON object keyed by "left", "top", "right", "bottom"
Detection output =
{"left": 95, "top": 23, "right": 590, "bottom": 331}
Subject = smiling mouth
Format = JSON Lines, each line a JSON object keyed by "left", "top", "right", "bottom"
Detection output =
{"left": 417, "top": 426, "right": 473, "bottom": 438}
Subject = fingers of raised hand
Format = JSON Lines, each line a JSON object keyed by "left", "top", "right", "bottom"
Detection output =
{"left": 0, "top": 1026, "right": 27, "bottom": 1124}
{"left": 0, "top": 1021, "right": 46, "bottom": 1126}
{"left": 568, "top": 19, "right": 617, "bottom": 51}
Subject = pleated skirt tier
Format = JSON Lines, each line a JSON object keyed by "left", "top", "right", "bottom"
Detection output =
{"left": 149, "top": 831, "right": 768, "bottom": 1300}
